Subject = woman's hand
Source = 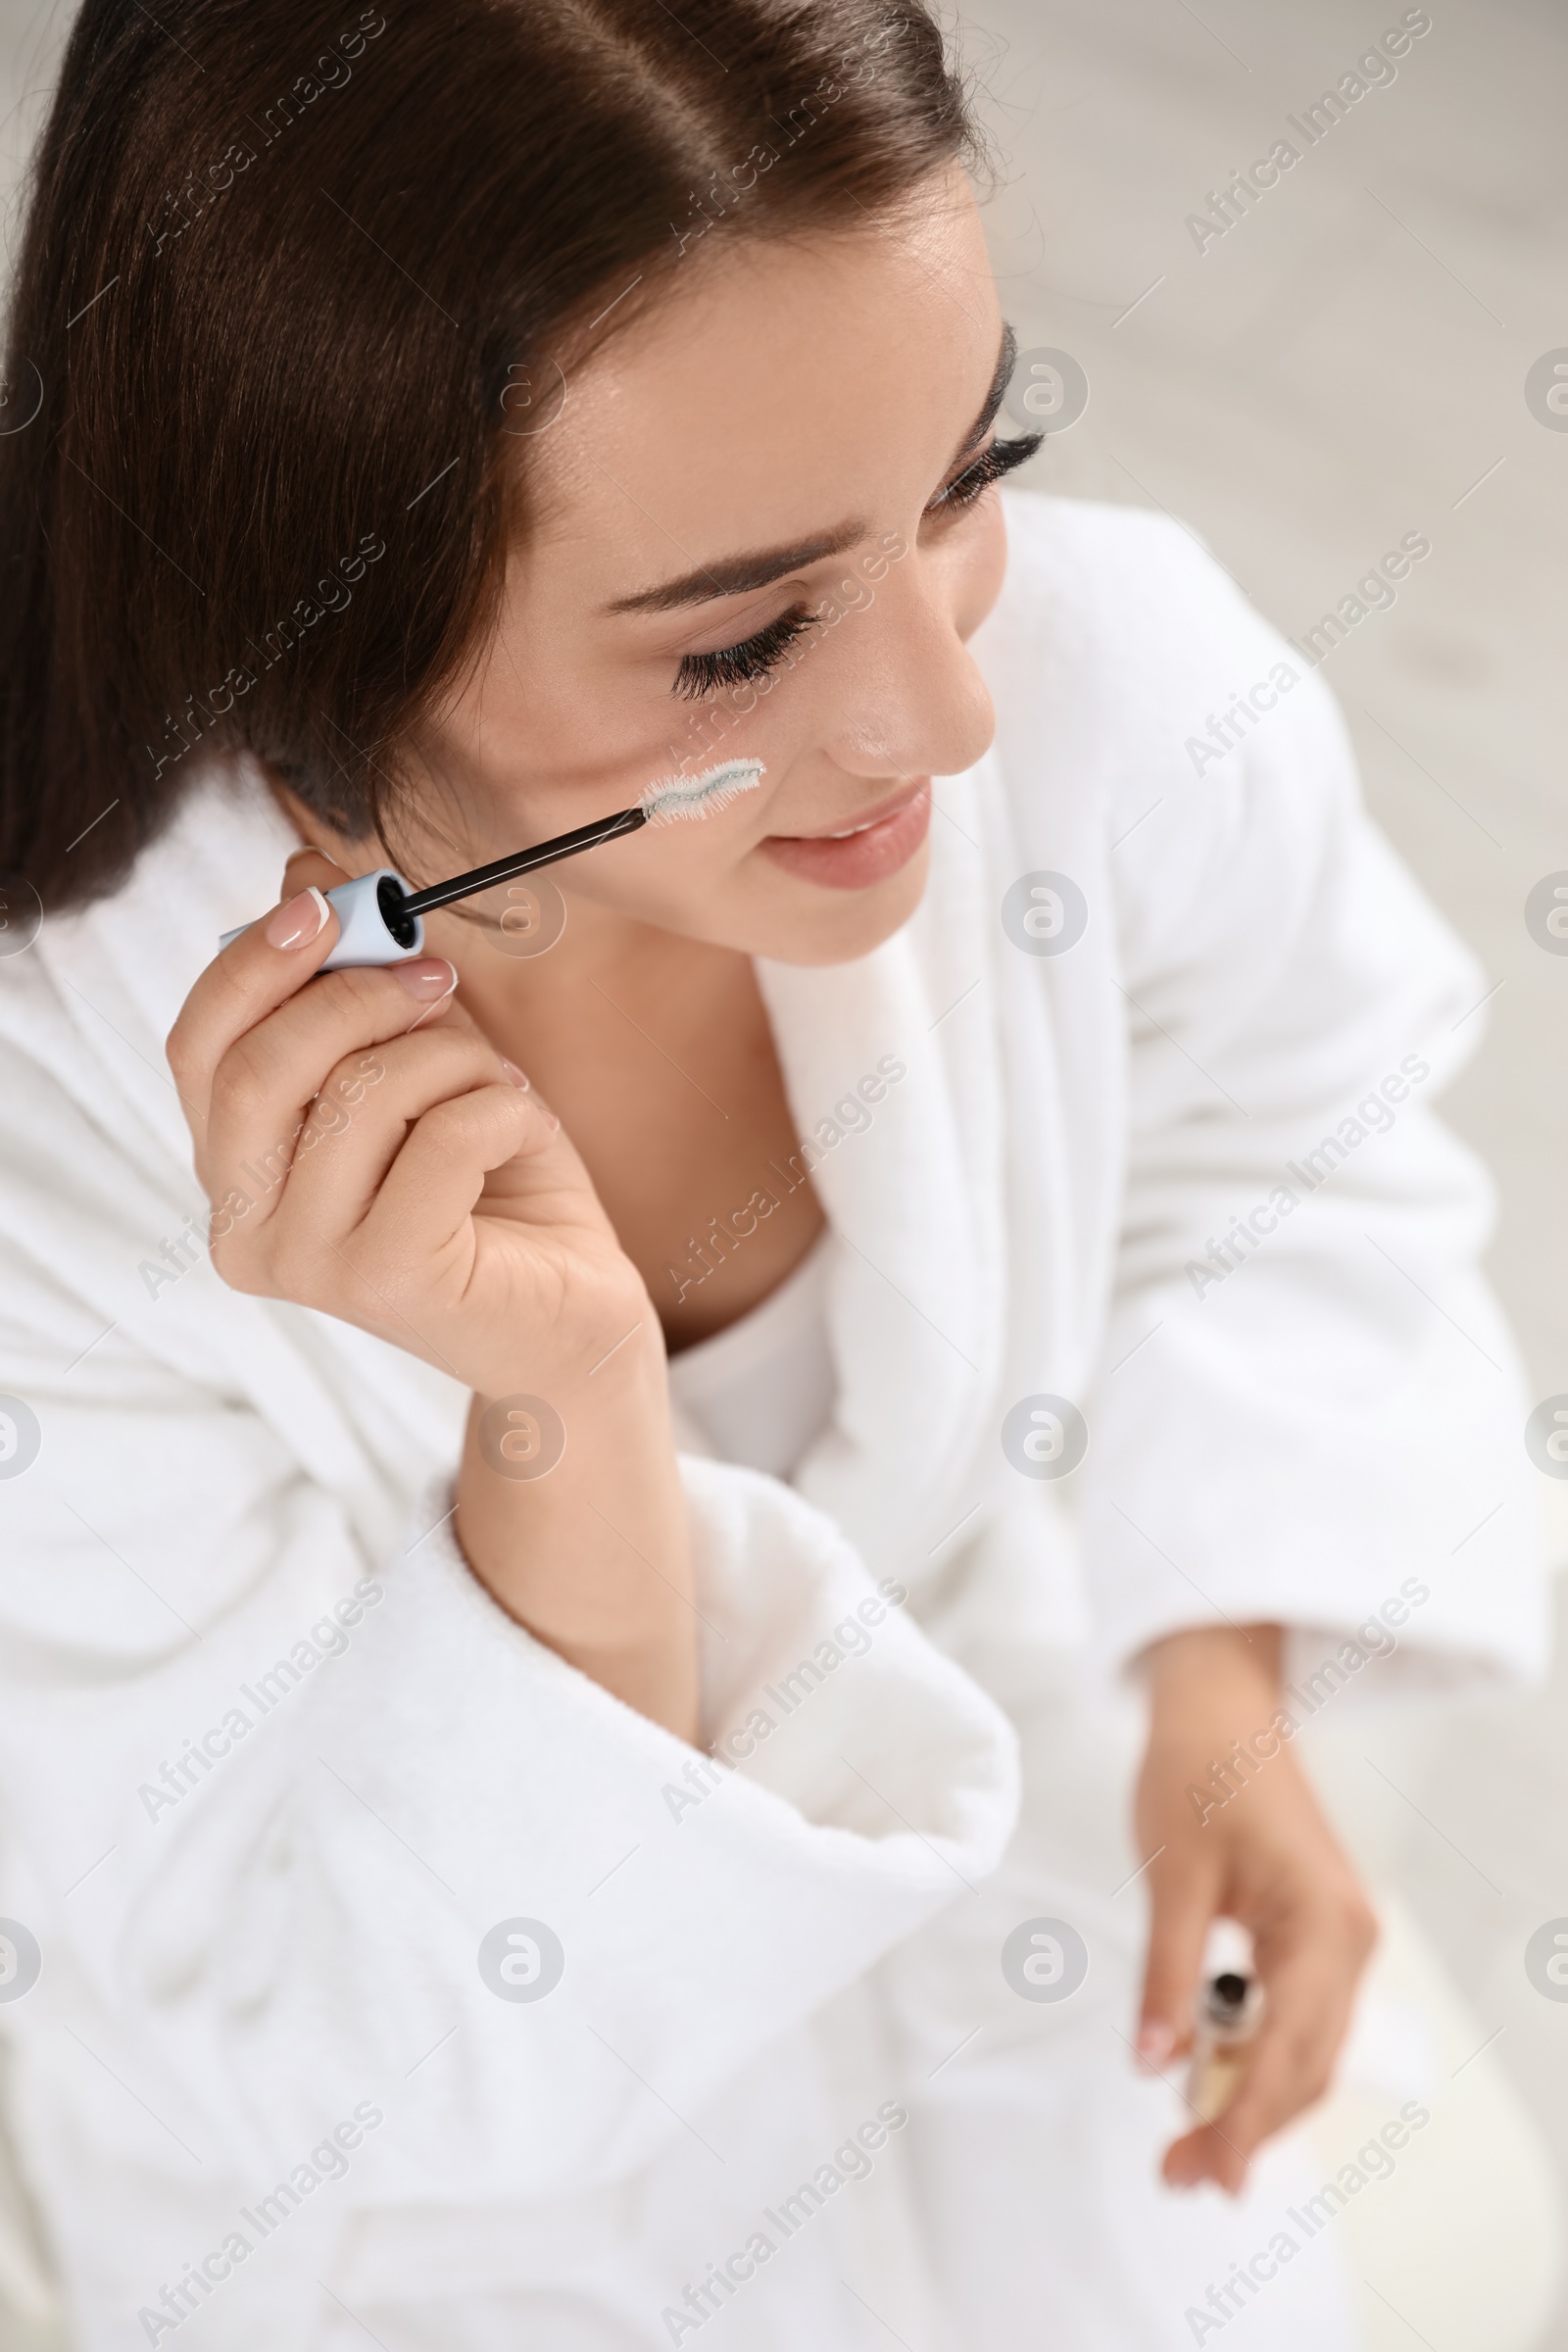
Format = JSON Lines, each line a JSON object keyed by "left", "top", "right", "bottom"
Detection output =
{"left": 168, "top": 847, "right": 646, "bottom": 1400}
{"left": 168, "top": 847, "right": 698, "bottom": 1738}
{"left": 1133, "top": 1624, "right": 1378, "bottom": 2194}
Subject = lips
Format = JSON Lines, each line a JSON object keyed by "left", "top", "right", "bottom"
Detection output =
{"left": 759, "top": 779, "right": 932, "bottom": 892}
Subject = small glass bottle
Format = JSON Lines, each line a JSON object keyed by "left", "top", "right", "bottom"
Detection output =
{"left": 1187, "top": 1970, "right": 1264, "bottom": 2125}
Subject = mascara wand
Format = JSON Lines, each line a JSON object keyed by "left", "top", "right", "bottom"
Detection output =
{"left": 219, "top": 758, "right": 763, "bottom": 970}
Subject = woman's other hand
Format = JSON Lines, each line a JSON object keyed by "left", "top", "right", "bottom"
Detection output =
{"left": 1132, "top": 1623, "right": 1378, "bottom": 2194}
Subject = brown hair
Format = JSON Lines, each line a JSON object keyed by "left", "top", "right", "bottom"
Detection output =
{"left": 0, "top": 0, "right": 982, "bottom": 909}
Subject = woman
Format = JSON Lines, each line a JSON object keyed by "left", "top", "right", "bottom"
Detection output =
{"left": 0, "top": 2, "right": 1544, "bottom": 2346}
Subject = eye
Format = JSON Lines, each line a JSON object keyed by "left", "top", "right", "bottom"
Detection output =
{"left": 673, "top": 606, "right": 819, "bottom": 701}
{"left": 925, "top": 430, "right": 1044, "bottom": 518}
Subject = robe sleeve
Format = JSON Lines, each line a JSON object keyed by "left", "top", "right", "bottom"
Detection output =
{"left": 0, "top": 1006, "right": 1019, "bottom": 2206}
{"left": 1028, "top": 501, "right": 1548, "bottom": 1693}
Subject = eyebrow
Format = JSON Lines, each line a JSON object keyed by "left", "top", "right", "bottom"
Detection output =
{"left": 602, "top": 318, "right": 1018, "bottom": 617}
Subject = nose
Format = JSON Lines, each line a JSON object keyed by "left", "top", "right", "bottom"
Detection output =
{"left": 817, "top": 547, "right": 998, "bottom": 784}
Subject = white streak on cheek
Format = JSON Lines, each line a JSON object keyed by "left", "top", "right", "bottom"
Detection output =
{"left": 639, "top": 758, "right": 765, "bottom": 825}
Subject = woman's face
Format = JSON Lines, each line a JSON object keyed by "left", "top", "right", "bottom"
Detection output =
{"left": 413, "top": 161, "right": 1015, "bottom": 968}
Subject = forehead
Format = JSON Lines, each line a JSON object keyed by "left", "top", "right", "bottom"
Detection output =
{"left": 517, "top": 167, "right": 998, "bottom": 592}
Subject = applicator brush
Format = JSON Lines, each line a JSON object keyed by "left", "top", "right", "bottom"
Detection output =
{"left": 219, "top": 758, "right": 763, "bottom": 970}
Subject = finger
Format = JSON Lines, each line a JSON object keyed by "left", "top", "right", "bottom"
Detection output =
{"left": 1163, "top": 2119, "right": 1247, "bottom": 2196}
{"left": 168, "top": 849, "right": 354, "bottom": 1130}
{"left": 1137, "top": 1846, "right": 1223, "bottom": 2074}
{"left": 280, "top": 845, "right": 347, "bottom": 893}
{"left": 1163, "top": 1900, "right": 1374, "bottom": 2193}
{"left": 342, "top": 1082, "right": 560, "bottom": 1302}
{"left": 261, "top": 1028, "right": 539, "bottom": 1241}
{"left": 198, "top": 958, "right": 461, "bottom": 1232}
{"left": 1163, "top": 2009, "right": 1321, "bottom": 2198}
{"left": 1214, "top": 1905, "right": 1373, "bottom": 2162}
{"left": 371, "top": 1076, "right": 562, "bottom": 1247}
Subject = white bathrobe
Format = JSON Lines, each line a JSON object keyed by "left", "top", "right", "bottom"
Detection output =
{"left": 0, "top": 491, "right": 1545, "bottom": 2352}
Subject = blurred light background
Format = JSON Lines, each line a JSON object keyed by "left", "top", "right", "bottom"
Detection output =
{"left": 0, "top": 0, "right": 1562, "bottom": 2338}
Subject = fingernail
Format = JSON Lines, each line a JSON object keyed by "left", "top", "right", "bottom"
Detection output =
{"left": 265, "top": 887, "right": 331, "bottom": 951}
{"left": 393, "top": 958, "right": 459, "bottom": 1002}
{"left": 499, "top": 1059, "right": 530, "bottom": 1090}
{"left": 1136, "top": 2022, "right": 1175, "bottom": 2072}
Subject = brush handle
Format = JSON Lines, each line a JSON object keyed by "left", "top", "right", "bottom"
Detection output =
{"left": 399, "top": 804, "right": 646, "bottom": 919}
{"left": 217, "top": 790, "right": 660, "bottom": 965}
{"left": 219, "top": 869, "right": 426, "bottom": 969}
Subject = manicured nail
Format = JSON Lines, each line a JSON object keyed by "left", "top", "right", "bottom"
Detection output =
{"left": 1136, "top": 2022, "right": 1175, "bottom": 2073}
{"left": 265, "top": 887, "right": 331, "bottom": 951}
{"left": 393, "top": 958, "right": 459, "bottom": 1002}
{"left": 499, "top": 1059, "right": 530, "bottom": 1090}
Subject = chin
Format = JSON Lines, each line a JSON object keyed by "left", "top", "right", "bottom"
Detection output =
{"left": 751, "top": 840, "right": 932, "bottom": 967}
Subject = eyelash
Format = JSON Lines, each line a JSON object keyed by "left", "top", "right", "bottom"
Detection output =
{"left": 926, "top": 429, "right": 1043, "bottom": 513}
{"left": 670, "top": 431, "right": 1045, "bottom": 700}
{"left": 673, "top": 608, "right": 819, "bottom": 702}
